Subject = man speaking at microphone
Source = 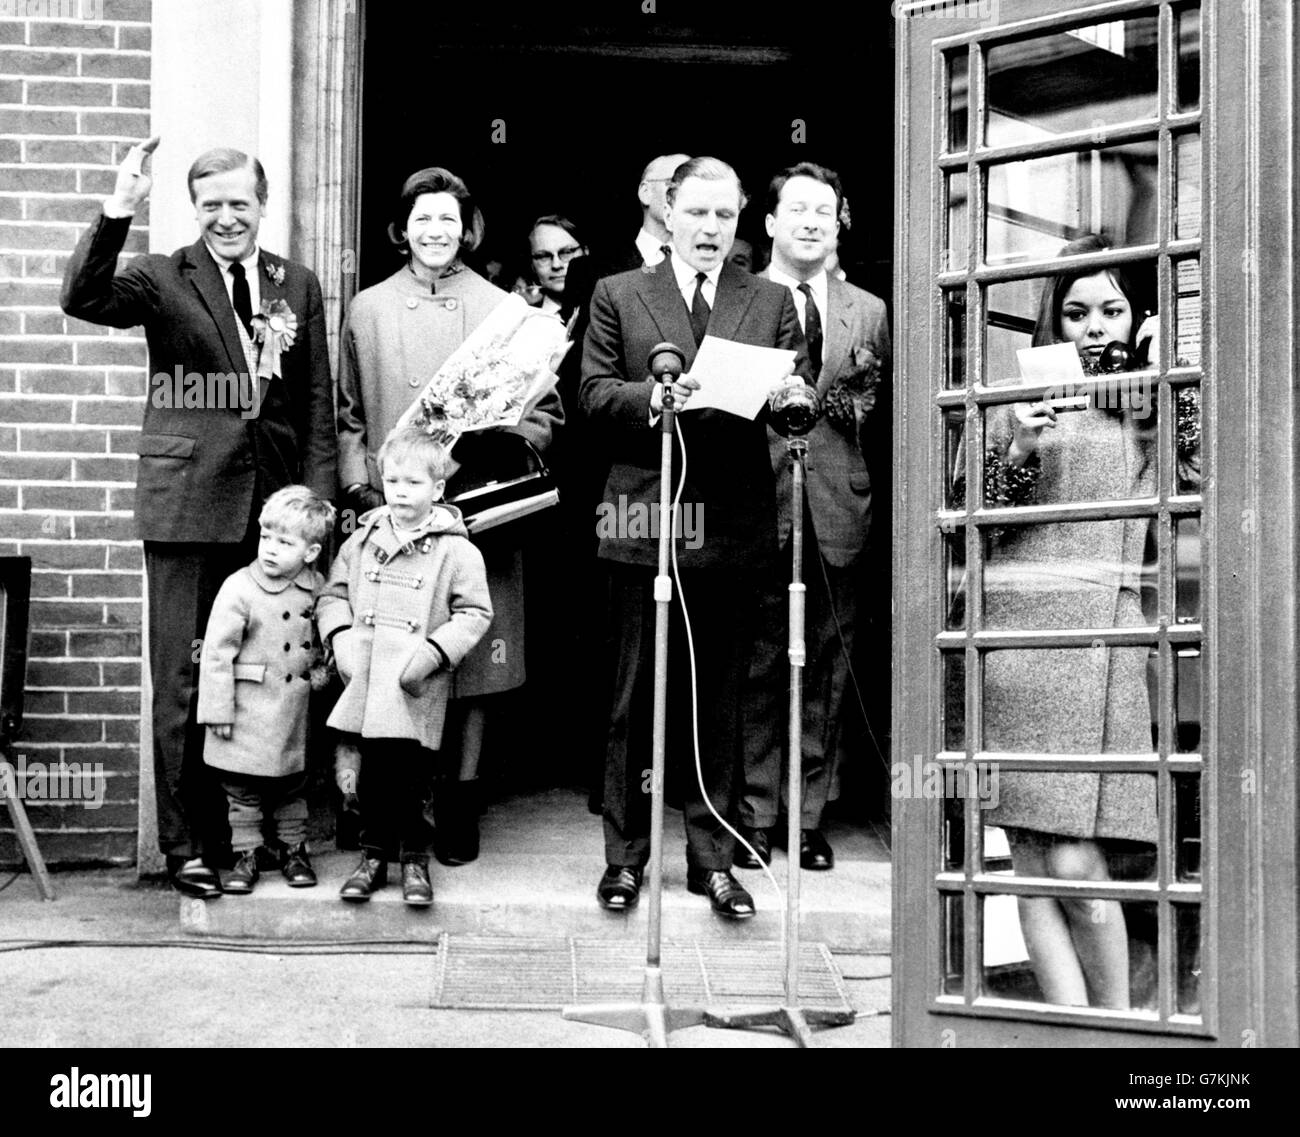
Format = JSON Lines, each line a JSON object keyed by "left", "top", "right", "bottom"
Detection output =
{"left": 580, "top": 156, "right": 809, "bottom": 920}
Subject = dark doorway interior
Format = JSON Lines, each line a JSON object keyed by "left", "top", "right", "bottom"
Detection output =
{"left": 357, "top": 1, "right": 896, "bottom": 819}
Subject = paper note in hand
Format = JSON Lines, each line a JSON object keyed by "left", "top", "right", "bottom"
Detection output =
{"left": 1015, "top": 342, "right": 1085, "bottom": 386}
{"left": 683, "top": 335, "right": 798, "bottom": 420}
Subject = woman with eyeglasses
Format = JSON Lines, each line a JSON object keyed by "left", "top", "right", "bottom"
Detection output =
{"left": 336, "top": 167, "right": 564, "bottom": 872}
{"left": 514, "top": 214, "right": 587, "bottom": 316}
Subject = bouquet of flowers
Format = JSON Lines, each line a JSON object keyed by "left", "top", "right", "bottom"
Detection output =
{"left": 822, "top": 344, "right": 883, "bottom": 441}
{"left": 397, "top": 294, "right": 571, "bottom": 445}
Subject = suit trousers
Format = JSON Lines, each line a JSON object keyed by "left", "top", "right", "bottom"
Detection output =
{"left": 145, "top": 535, "right": 257, "bottom": 860}
{"left": 357, "top": 739, "right": 436, "bottom": 862}
{"left": 602, "top": 562, "right": 757, "bottom": 871}
{"left": 742, "top": 524, "right": 859, "bottom": 830}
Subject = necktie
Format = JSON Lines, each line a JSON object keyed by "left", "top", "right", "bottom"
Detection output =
{"left": 798, "top": 281, "right": 823, "bottom": 379}
{"left": 230, "top": 260, "right": 253, "bottom": 340}
{"left": 689, "top": 271, "right": 711, "bottom": 347}
{"left": 658, "top": 244, "right": 672, "bottom": 265}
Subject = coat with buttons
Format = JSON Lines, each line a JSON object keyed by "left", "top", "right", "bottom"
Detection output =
{"left": 315, "top": 504, "right": 493, "bottom": 751}
{"left": 197, "top": 562, "right": 324, "bottom": 778}
{"left": 334, "top": 263, "right": 564, "bottom": 698}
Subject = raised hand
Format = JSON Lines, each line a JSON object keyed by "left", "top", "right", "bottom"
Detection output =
{"left": 109, "top": 135, "right": 160, "bottom": 214}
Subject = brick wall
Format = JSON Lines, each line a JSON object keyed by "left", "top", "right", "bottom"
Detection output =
{"left": 0, "top": 0, "right": 152, "bottom": 866}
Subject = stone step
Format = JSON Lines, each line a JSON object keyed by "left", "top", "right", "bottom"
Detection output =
{"left": 180, "top": 788, "right": 892, "bottom": 953}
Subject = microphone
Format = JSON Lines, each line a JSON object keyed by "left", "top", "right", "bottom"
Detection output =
{"left": 648, "top": 342, "right": 685, "bottom": 382}
{"left": 769, "top": 376, "right": 820, "bottom": 438}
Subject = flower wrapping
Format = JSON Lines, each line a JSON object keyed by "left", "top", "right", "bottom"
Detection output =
{"left": 397, "top": 294, "right": 571, "bottom": 445}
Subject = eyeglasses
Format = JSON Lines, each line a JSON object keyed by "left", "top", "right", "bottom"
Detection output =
{"left": 531, "top": 246, "right": 584, "bottom": 267}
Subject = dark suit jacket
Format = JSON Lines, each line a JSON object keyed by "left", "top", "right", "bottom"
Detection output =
{"left": 761, "top": 270, "right": 891, "bottom": 568}
{"left": 580, "top": 259, "right": 809, "bottom": 571}
{"left": 61, "top": 213, "right": 337, "bottom": 544}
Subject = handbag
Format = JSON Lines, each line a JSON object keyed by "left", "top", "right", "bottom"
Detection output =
{"left": 446, "top": 432, "right": 558, "bottom": 536}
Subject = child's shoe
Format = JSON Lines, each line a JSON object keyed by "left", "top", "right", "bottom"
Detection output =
{"left": 339, "top": 855, "right": 387, "bottom": 902}
{"left": 225, "top": 849, "right": 260, "bottom": 894}
{"left": 282, "top": 842, "right": 317, "bottom": 888}
{"left": 401, "top": 856, "right": 433, "bottom": 907}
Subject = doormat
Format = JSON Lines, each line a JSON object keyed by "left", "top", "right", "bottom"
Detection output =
{"left": 430, "top": 934, "right": 854, "bottom": 1013}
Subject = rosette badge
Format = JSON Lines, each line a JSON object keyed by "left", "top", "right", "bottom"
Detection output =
{"left": 251, "top": 298, "right": 299, "bottom": 380}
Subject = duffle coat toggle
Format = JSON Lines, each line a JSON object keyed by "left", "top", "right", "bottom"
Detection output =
{"left": 316, "top": 505, "right": 492, "bottom": 751}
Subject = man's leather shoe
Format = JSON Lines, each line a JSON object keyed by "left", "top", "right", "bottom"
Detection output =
{"left": 401, "top": 858, "right": 433, "bottom": 907}
{"left": 339, "top": 855, "right": 387, "bottom": 902}
{"left": 282, "top": 843, "right": 317, "bottom": 888}
{"left": 596, "top": 864, "right": 642, "bottom": 911}
{"left": 687, "top": 868, "right": 756, "bottom": 920}
{"left": 223, "top": 849, "right": 260, "bottom": 894}
{"left": 800, "top": 829, "right": 835, "bottom": 871}
{"left": 733, "top": 826, "right": 772, "bottom": 869}
{"left": 170, "top": 856, "right": 222, "bottom": 900}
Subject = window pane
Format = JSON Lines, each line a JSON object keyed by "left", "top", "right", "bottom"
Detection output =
{"left": 1174, "top": 257, "right": 1202, "bottom": 367}
{"left": 944, "top": 529, "right": 966, "bottom": 630}
{"left": 975, "top": 402, "right": 1160, "bottom": 506}
{"left": 942, "top": 652, "right": 966, "bottom": 751}
{"left": 1175, "top": 132, "right": 1202, "bottom": 240}
{"left": 983, "top": 646, "right": 1158, "bottom": 760}
{"left": 986, "top": 16, "right": 1158, "bottom": 147}
{"left": 1176, "top": 4, "right": 1201, "bottom": 113}
{"left": 986, "top": 141, "right": 1158, "bottom": 266}
{"left": 1175, "top": 385, "right": 1202, "bottom": 494}
{"left": 946, "top": 171, "right": 969, "bottom": 271}
{"left": 944, "top": 793, "right": 965, "bottom": 871}
{"left": 1174, "top": 647, "right": 1202, "bottom": 753}
{"left": 1174, "top": 514, "right": 1201, "bottom": 623}
{"left": 1176, "top": 905, "right": 1202, "bottom": 1015}
{"left": 943, "top": 406, "right": 966, "bottom": 508}
{"left": 948, "top": 49, "right": 969, "bottom": 152}
{"left": 983, "top": 889, "right": 1158, "bottom": 1013}
{"left": 946, "top": 290, "right": 967, "bottom": 389}
{"left": 1174, "top": 773, "right": 1202, "bottom": 882}
{"left": 942, "top": 893, "right": 965, "bottom": 996}
{"left": 985, "top": 259, "right": 1158, "bottom": 389}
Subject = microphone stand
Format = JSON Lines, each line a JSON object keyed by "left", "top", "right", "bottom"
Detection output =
{"left": 563, "top": 345, "right": 705, "bottom": 1047}
{"left": 704, "top": 390, "right": 855, "bottom": 1046}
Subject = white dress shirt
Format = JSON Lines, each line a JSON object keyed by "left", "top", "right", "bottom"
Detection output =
{"left": 206, "top": 242, "right": 262, "bottom": 315}
{"left": 636, "top": 228, "right": 667, "bottom": 266}
{"left": 767, "top": 264, "right": 828, "bottom": 337}
{"left": 669, "top": 250, "right": 722, "bottom": 312}
{"left": 539, "top": 294, "right": 561, "bottom": 316}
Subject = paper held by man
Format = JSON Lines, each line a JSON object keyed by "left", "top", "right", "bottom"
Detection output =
{"left": 396, "top": 293, "right": 571, "bottom": 443}
{"left": 683, "top": 336, "right": 798, "bottom": 419}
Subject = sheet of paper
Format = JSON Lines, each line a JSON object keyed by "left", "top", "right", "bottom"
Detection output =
{"left": 681, "top": 335, "right": 798, "bottom": 419}
{"left": 1015, "top": 342, "right": 1085, "bottom": 386}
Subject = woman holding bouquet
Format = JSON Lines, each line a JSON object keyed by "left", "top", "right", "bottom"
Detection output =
{"left": 336, "top": 167, "right": 564, "bottom": 864}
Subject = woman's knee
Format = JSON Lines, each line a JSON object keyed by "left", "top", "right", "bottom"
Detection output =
{"left": 1044, "top": 839, "right": 1109, "bottom": 881}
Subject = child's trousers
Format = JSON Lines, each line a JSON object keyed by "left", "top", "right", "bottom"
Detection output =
{"left": 357, "top": 739, "right": 436, "bottom": 862}
{"left": 219, "top": 772, "right": 309, "bottom": 853}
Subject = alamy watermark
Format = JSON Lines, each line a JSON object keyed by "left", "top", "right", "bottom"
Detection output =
{"left": 891, "top": 754, "right": 1000, "bottom": 808}
{"left": 0, "top": 0, "right": 106, "bottom": 20}
{"left": 0, "top": 755, "right": 106, "bottom": 810}
{"left": 151, "top": 367, "right": 261, "bottom": 420}
{"left": 892, "top": 0, "right": 1000, "bottom": 23}
{"left": 595, "top": 495, "right": 704, "bottom": 550}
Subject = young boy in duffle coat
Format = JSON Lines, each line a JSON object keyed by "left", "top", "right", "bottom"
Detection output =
{"left": 316, "top": 425, "right": 493, "bottom": 907}
{"left": 197, "top": 485, "right": 336, "bottom": 895}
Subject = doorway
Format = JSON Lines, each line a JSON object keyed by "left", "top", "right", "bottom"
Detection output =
{"left": 354, "top": 1, "right": 899, "bottom": 818}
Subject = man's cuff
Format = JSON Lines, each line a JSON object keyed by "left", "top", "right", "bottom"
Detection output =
{"left": 102, "top": 198, "right": 135, "bottom": 219}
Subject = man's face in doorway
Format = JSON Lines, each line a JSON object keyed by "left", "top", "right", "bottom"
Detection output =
{"left": 766, "top": 174, "right": 839, "bottom": 274}
{"left": 665, "top": 175, "right": 740, "bottom": 273}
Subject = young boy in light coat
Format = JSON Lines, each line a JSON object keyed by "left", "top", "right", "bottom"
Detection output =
{"left": 198, "top": 485, "right": 336, "bottom": 895}
{"left": 316, "top": 426, "right": 492, "bottom": 907}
